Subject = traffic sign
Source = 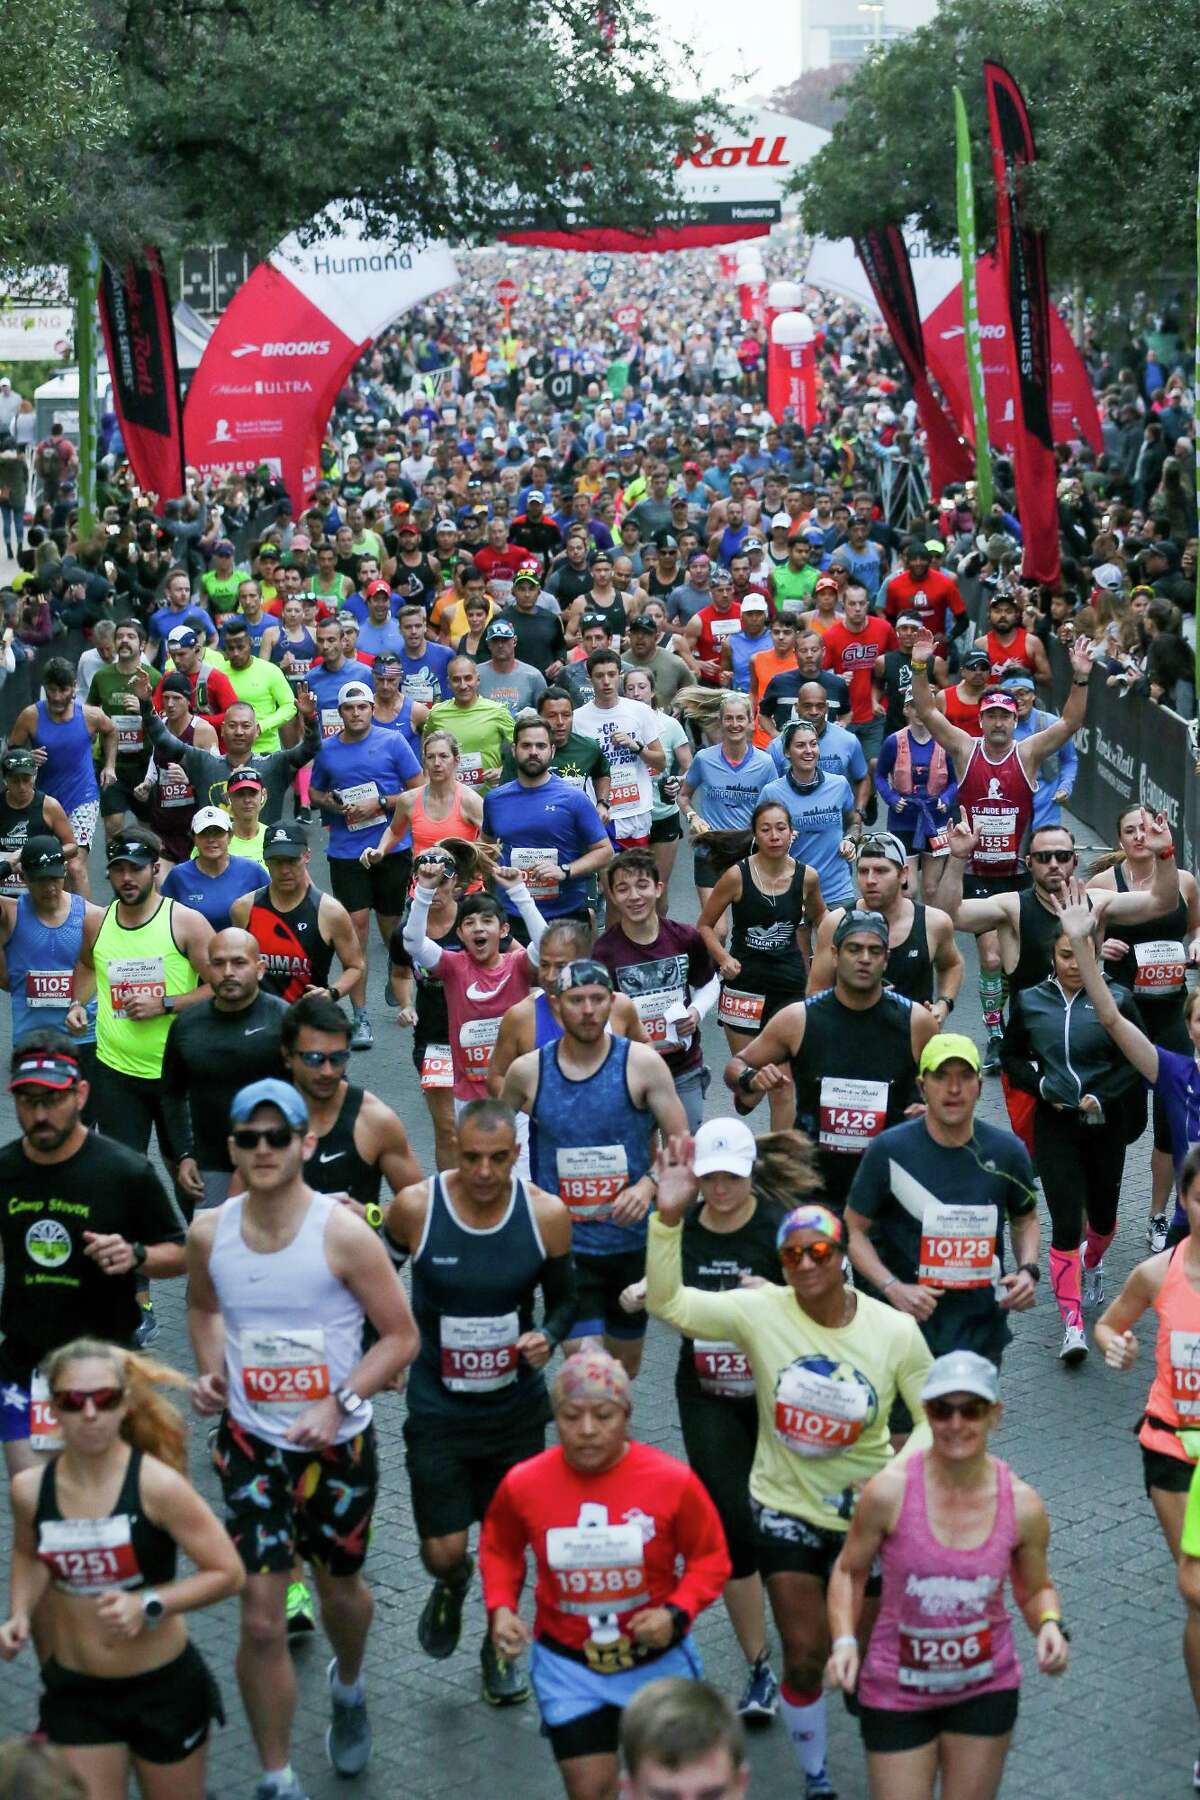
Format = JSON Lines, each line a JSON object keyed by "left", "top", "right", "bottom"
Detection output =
{"left": 496, "top": 277, "right": 519, "bottom": 306}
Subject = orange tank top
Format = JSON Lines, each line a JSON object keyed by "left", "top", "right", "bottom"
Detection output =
{"left": 411, "top": 783, "right": 479, "bottom": 858}
{"left": 1141, "top": 1242, "right": 1200, "bottom": 1462}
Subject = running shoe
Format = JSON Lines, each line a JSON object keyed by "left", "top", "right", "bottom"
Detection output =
{"left": 417, "top": 1555, "right": 473, "bottom": 1659}
{"left": 805, "top": 1771, "right": 837, "bottom": 1799}
{"left": 253, "top": 1777, "right": 310, "bottom": 1800}
{"left": 736, "top": 1652, "right": 779, "bottom": 1721}
{"left": 293, "top": 806, "right": 312, "bottom": 825}
{"left": 133, "top": 1296, "right": 159, "bottom": 1348}
{"left": 480, "top": 1636, "right": 529, "bottom": 1706}
{"left": 383, "top": 968, "right": 399, "bottom": 1008}
{"left": 285, "top": 1579, "right": 315, "bottom": 1637}
{"left": 1080, "top": 1259, "right": 1104, "bottom": 1310}
{"left": 1059, "top": 1322, "right": 1088, "bottom": 1366}
{"left": 326, "top": 1656, "right": 372, "bottom": 1776}
{"left": 1148, "top": 1213, "right": 1170, "bottom": 1254}
{"left": 350, "top": 1012, "right": 374, "bottom": 1051}
{"left": 981, "top": 1035, "right": 1003, "bottom": 1075}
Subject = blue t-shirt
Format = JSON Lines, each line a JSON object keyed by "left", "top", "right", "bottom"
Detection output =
{"left": 686, "top": 744, "right": 775, "bottom": 831}
{"left": 311, "top": 725, "right": 420, "bottom": 858}
{"left": 760, "top": 770, "right": 856, "bottom": 904}
{"left": 1154, "top": 1046, "right": 1200, "bottom": 1173}
{"left": 358, "top": 617, "right": 405, "bottom": 658}
{"left": 305, "top": 661, "right": 375, "bottom": 742}
{"left": 161, "top": 854, "right": 267, "bottom": 931}
{"left": 483, "top": 775, "right": 605, "bottom": 919}
{"left": 149, "top": 604, "right": 216, "bottom": 649}
{"left": 770, "top": 720, "right": 867, "bottom": 785}
{"left": 399, "top": 643, "right": 454, "bottom": 703}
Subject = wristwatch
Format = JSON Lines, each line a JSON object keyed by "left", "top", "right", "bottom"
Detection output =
{"left": 663, "top": 1603, "right": 690, "bottom": 1645}
{"left": 736, "top": 1065, "right": 759, "bottom": 1096}
{"left": 130, "top": 1242, "right": 147, "bottom": 1271}
{"left": 141, "top": 1591, "right": 166, "bottom": 1628}
{"left": 363, "top": 1203, "right": 383, "bottom": 1232}
{"left": 334, "top": 1385, "right": 367, "bottom": 1416}
{"left": 933, "top": 996, "right": 955, "bottom": 1014}
{"left": 1018, "top": 1261, "right": 1042, "bottom": 1283}
{"left": 161, "top": 993, "right": 175, "bottom": 1014}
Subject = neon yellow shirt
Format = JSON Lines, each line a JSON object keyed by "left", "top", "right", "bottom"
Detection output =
{"left": 224, "top": 658, "right": 296, "bottom": 752}
{"left": 645, "top": 1215, "right": 932, "bottom": 1529}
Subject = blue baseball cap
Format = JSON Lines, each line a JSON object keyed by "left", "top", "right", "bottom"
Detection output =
{"left": 229, "top": 1078, "right": 309, "bottom": 1131}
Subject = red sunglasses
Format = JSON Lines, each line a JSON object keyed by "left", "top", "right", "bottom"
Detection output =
{"left": 52, "top": 1387, "right": 125, "bottom": 1414}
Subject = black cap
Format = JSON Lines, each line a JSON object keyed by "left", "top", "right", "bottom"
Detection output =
{"left": 106, "top": 835, "right": 156, "bottom": 868}
{"left": 20, "top": 835, "right": 67, "bottom": 878}
{"left": 1, "top": 747, "right": 36, "bottom": 776}
{"left": 262, "top": 821, "right": 308, "bottom": 858}
{"left": 627, "top": 613, "right": 658, "bottom": 633}
{"left": 962, "top": 650, "right": 992, "bottom": 672}
{"left": 160, "top": 672, "right": 192, "bottom": 698}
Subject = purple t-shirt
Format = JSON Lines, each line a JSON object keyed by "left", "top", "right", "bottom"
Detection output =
{"left": 592, "top": 917, "right": 714, "bottom": 1075}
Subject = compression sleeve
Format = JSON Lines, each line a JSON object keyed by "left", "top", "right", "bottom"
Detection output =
{"left": 507, "top": 880, "right": 547, "bottom": 966}
{"left": 539, "top": 1253, "right": 578, "bottom": 1348}
{"left": 644, "top": 1213, "right": 751, "bottom": 1342}
{"left": 401, "top": 883, "right": 443, "bottom": 971}
{"left": 690, "top": 972, "right": 721, "bottom": 1020}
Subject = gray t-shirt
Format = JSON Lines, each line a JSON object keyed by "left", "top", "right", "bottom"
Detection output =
{"left": 477, "top": 658, "right": 547, "bottom": 718}
{"left": 621, "top": 647, "right": 692, "bottom": 707}
{"left": 666, "top": 582, "right": 711, "bottom": 625}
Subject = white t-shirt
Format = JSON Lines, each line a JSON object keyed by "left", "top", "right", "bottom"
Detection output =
{"left": 574, "top": 697, "right": 658, "bottom": 816}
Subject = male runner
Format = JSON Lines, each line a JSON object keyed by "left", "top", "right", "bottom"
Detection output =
{"left": 808, "top": 833, "right": 963, "bottom": 1014}
{"left": 0, "top": 745, "right": 79, "bottom": 895}
{"left": 0, "top": 836, "right": 100, "bottom": 1090}
{"left": 386, "top": 1099, "right": 576, "bottom": 1706}
{"left": 619, "top": 1680, "right": 749, "bottom": 1800}
{"left": 134, "top": 670, "right": 321, "bottom": 822}
{"left": 231, "top": 823, "right": 364, "bottom": 1011}
{"left": 424, "top": 656, "right": 515, "bottom": 790}
{"left": 575, "top": 650, "right": 666, "bottom": 847}
{"left": 188, "top": 1077, "right": 418, "bottom": 1795}
{"left": 483, "top": 716, "right": 611, "bottom": 933}
{"left": 503, "top": 958, "right": 685, "bottom": 1378}
{"left": 222, "top": 615, "right": 298, "bottom": 752}
{"left": 9, "top": 655, "right": 117, "bottom": 899}
{"left": 86, "top": 618, "right": 156, "bottom": 845}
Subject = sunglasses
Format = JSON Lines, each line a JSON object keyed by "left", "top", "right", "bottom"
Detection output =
{"left": 294, "top": 1049, "right": 352, "bottom": 1069}
{"left": 779, "top": 1239, "right": 840, "bottom": 1269}
{"left": 52, "top": 1386, "right": 124, "bottom": 1414}
{"left": 1029, "top": 849, "right": 1075, "bottom": 865}
{"left": 232, "top": 1125, "right": 298, "bottom": 1150}
{"left": 925, "top": 1395, "right": 992, "bottom": 1422}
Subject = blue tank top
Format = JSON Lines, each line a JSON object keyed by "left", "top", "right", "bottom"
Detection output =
{"left": 727, "top": 628, "right": 769, "bottom": 694}
{"left": 34, "top": 701, "right": 98, "bottom": 813}
{"left": 370, "top": 694, "right": 421, "bottom": 761}
{"left": 408, "top": 1173, "right": 550, "bottom": 1425}
{"left": 7, "top": 892, "right": 96, "bottom": 1043}
{"left": 270, "top": 627, "right": 316, "bottom": 683}
{"left": 530, "top": 1036, "right": 651, "bottom": 1255}
{"left": 533, "top": 991, "right": 563, "bottom": 1049}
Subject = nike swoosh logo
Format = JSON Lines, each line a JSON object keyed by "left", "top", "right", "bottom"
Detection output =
{"left": 318, "top": 1151, "right": 344, "bottom": 1163}
{"left": 244, "top": 1027, "right": 266, "bottom": 1036}
{"left": 181, "top": 1725, "right": 206, "bottom": 1751}
{"left": 466, "top": 972, "right": 512, "bottom": 1002}
{"left": 247, "top": 1273, "right": 266, "bottom": 1283}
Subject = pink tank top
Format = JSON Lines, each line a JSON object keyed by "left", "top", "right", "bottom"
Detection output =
{"left": 1141, "top": 1242, "right": 1200, "bottom": 1462}
{"left": 411, "top": 783, "right": 478, "bottom": 858}
{"left": 857, "top": 1451, "right": 1021, "bottom": 1712}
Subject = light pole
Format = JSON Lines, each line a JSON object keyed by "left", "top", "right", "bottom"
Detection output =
{"left": 858, "top": 1, "right": 884, "bottom": 53}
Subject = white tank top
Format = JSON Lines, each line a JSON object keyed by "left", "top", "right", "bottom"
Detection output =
{"left": 209, "top": 1191, "right": 369, "bottom": 1448}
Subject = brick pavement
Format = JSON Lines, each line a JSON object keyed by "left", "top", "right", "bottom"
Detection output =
{"left": 0, "top": 821, "right": 1195, "bottom": 1797}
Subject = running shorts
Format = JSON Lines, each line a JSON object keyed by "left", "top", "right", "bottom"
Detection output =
{"left": 858, "top": 1686, "right": 1018, "bottom": 1753}
{"left": 573, "top": 1246, "right": 648, "bottom": 1342}
{"left": 40, "top": 1643, "right": 224, "bottom": 1762}
{"left": 403, "top": 1406, "right": 547, "bottom": 1541}
{"left": 212, "top": 1412, "right": 378, "bottom": 1576}
{"left": 327, "top": 849, "right": 412, "bottom": 917}
{"left": 751, "top": 1498, "right": 881, "bottom": 1591}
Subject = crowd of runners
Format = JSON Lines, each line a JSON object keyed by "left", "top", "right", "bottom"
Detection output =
{"left": 0, "top": 240, "right": 1195, "bottom": 1799}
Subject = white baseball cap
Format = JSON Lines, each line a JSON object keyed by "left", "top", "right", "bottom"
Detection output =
{"left": 191, "top": 806, "right": 232, "bottom": 835}
{"left": 739, "top": 594, "right": 769, "bottom": 613}
{"left": 693, "top": 1117, "right": 756, "bottom": 1178}
{"left": 338, "top": 680, "right": 375, "bottom": 705}
{"left": 770, "top": 511, "right": 792, "bottom": 530}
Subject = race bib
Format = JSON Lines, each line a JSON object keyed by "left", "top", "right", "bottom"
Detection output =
{"left": 511, "top": 844, "right": 562, "bottom": 900}
{"left": 114, "top": 714, "right": 143, "bottom": 753}
{"left": 0, "top": 857, "right": 24, "bottom": 896}
{"left": 420, "top": 1043, "right": 453, "bottom": 1090}
{"left": 632, "top": 986, "right": 685, "bottom": 1046}
{"left": 898, "top": 1619, "right": 994, "bottom": 1693}
{"left": 709, "top": 616, "right": 740, "bottom": 642}
{"left": 107, "top": 956, "right": 165, "bottom": 1016}
{"left": 457, "top": 751, "right": 485, "bottom": 787}
{"left": 717, "top": 987, "right": 764, "bottom": 1031}
{"left": 1134, "top": 940, "right": 1187, "bottom": 996}
{"left": 30, "top": 1371, "right": 61, "bottom": 1452}
{"left": 159, "top": 775, "right": 194, "bottom": 809}
{"left": 1170, "top": 1330, "right": 1200, "bottom": 1417}
{"left": 25, "top": 969, "right": 73, "bottom": 1009}
{"left": 546, "top": 1523, "right": 649, "bottom": 1616}
{"left": 340, "top": 779, "right": 384, "bottom": 830}
{"left": 693, "top": 1340, "right": 754, "bottom": 1399}
{"left": 440, "top": 1312, "right": 520, "bottom": 1392}
{"left": 241, "top": 1327, "right": 329, "bottom": 1410}
{"left": 608, "top": 770, "right": 643, "bottom": 810}
{"left": 926, "top": 829, "right": 949, "bottom": 858}
{"left": 556, "top": 1144, "right": 628, "bottom": 1219}
{"left": 38, "top": 1514, "right": 139, "bottom": 1593}
{"left": 460, "top": 1016, "right": 501, "bottom": 1077}
{"left": 818, "top": 1077, "right": 888, "bottom": 1153}
{"left": 774, "top": 1359, "right": 874, "bottom": 1458}
{"left": 320, "top": 707, "right": 342, "bottom": 739}
{"left": 972, "top": 809, "right": 1018, "bottom": 867}
{"left": 918, "top": 1202, "right": 998, "bottom": 1290}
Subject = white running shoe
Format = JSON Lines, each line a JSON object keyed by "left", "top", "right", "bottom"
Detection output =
{"left": 1080, "top": 1260, "right": 1104, "bottom": 1310}
{"left": 1148, "top": 1213, "right": 1169, "bottom": 1254}
{"left": 1059, "top": 1322, "right": 1088, "bottom": 1366}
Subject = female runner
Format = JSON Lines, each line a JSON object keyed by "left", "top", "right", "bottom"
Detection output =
{"left": 0, "top": 1337, "right": 243, "bottom": 1799}
{"left": 362, "top": 728, "right": 482, "bottom": 869}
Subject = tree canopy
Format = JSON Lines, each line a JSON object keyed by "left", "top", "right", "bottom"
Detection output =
{"left": 1, "top": 0, "right": 711, "bottom": 266}
{"left": 794, "top": 0, "right": 1200, "bottom": 295}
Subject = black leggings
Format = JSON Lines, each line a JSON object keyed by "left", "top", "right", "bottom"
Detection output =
{"left": 677, "top": 1388, "right": 759, "bottom": 1580}
{"left": 1033, "top": 1102, "right": 1126, "bottom": 1251}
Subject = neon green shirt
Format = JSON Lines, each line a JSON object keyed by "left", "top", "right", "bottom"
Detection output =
{"left": 223, "top": 658, "right": 297, "bottom": 752}
{"left": 424, "top": 697, "right": 514, "bottom": 788}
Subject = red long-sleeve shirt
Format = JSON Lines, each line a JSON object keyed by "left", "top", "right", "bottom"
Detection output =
{"left": 479, "top": 1441, "right": 730, "bottom": 1650}
{"left": 152, "top": 665, "right": 239, "bottom": 735}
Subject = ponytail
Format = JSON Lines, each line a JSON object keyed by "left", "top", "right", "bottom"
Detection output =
{"left": 750, "top": 1129, "right": 821, "bottom": 1216}
{"left": 42, "top": 1337, "right": 190, "bottom": 1476}
{"left": 699, "top": 827, "right": 756, "bottom": 873}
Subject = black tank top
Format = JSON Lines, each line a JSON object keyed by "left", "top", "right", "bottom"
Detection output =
{"left": 1011, "top": 886, "right": 1074, "bottom": 995}
{"left": 0, "top": 792, "right": 47, "bottom": 896}
{"left": 677, "top": 1199, "right": 786, "bottom": 1403}
{"left": 248, "top": 883, "right": 334, "bottom": 1002}
{"left": 408, "top": 1173, "right": 551, "bottom": 1427}
{"left": 1112, "top": 864, "right": 1191, "bottom": 1046}
{"left": 304, "top": 1085, "right": 380, "bottom": 1207}
{"left": 729, "top": 858, "right": 809, "bottom": 996}
{"left": 885, "top": 902, "right": 933, "bottom": 1004}
{"left": 35, "top": 1447, "right": 176, "bottom": 1594}
{"left": 793, "top": 988, "right": 918, "bottom": 1208}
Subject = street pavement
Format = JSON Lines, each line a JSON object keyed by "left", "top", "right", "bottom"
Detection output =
{"left": 0, "top": 814, "right": 1195, "bottom": 1798}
